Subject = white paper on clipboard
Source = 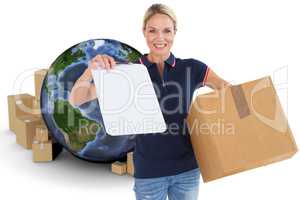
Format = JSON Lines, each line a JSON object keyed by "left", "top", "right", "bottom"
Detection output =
{"left": 91, "top": 63, "right": 167, "bottom": 136}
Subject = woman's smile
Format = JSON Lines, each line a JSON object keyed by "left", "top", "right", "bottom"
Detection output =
{"left": 153, "top": 42, "right": 167, "bottom": 50}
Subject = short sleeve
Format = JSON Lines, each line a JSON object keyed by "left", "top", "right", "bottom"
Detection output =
{"left": 191, "top": 59, "right": 210, "bottom": 87}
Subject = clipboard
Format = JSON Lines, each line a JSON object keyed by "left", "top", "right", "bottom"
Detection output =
{"left": 91, "top": 63, "right": 167, "bottom": 136}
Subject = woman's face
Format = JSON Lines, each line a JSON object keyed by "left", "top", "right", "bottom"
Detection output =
{"left": 143, "top": 13, "right": 176, "bottom": 57}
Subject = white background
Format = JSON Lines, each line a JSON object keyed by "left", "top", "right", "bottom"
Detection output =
{"left": 0, "top": 0, "right": 299, "bottom": 199}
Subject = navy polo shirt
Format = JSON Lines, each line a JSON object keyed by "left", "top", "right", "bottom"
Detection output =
{"left": 133, "top": 52, "right": 210, "bottom": 178}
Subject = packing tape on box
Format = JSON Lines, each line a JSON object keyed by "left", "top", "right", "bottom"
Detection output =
{"left": 36, "top": 126, "right": 46, "bottom": 133}
{"left": 230, "top": 85, "right": 250, "bottom": 119}
{"left": 41, "top": 128, "right": 48, "bottom": 134}
{"left": 16, "top": 100, "right": 22, "bottom": 105}
{"left": 40, "top": 143, "right": 45, "bottom": 150}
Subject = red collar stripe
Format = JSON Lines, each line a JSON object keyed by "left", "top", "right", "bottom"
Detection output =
{"left": 139, "top": 58, "right": 144, "bottom": 65}
{"left": 171, "top": 58, "right": 176, "bottom": 67}
{"left": 203, "top": 67, "right": 210, "bottom": 84}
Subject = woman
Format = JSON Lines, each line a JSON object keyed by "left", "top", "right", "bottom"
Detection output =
{"left": 69, "top": 4, "right": 229, "bottom": 200}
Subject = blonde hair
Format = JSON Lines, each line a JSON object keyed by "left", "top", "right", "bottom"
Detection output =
{"left": 143, "top": 4, "right": 177, "bottom": 31}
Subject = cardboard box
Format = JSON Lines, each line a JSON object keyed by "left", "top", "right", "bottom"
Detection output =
{"left": 34, "top": 69, "right": 48, "bottom": 100}
{"left": 31, "top": 98, "right": 41, "bottom": 116}
{"left": 32, "top": 139, "right": 52, "bottom": 162}
{"left": 111, "top": 161, "right": 127, "bottom": 175}
{"left": 7, "top": 94, "right": 35, "bottom": 133}
{"left": 127, "top": 152, "right": 134, "bottom": 176}
{"left": 35, "top": 125, "right": 49, "bottom": 142}
{"left": 15, "top": 115, "right": 42, "bottom": 149}
{"left": 32, "top": 138, "right": 63, "bottom": 162}
{"left": 187, "top": 76, "right": 298, "bottom": 182}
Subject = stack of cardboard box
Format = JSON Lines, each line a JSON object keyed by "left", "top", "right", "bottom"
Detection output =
{"left": 8, "top": 93, "right": 42, "bottom": 149}
{"left": 33, "top": 69, "right": 47, "bottom": 116}
{"left": 7, "top": 93, "right": 36, "bottom": 133}
{"left": 32, "top": 125, "right": 62, "bottom": 162}
{"left": 111, "top": 161, "right": 127, "bottom": 175}
{"left": 126, "top": 152, "right": 134, "bottom": 176}
{"left": 7, "top": 68, "right": 63, "bottom": 161}
{"left": 111, "top": 152, "right": 134, "bottom": 176}
{"left": 16, "top": 115, "right": 42, "bottom": 149}
{"left": 35, "top": 125, "right": 49, "bottom": 142}
{"left": 34, "top": 69, "right": 47, "bottom": 101}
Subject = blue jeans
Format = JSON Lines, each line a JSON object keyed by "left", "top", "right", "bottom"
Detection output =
{"left": 133, "top": 168, "right": 200, "bottom": 200}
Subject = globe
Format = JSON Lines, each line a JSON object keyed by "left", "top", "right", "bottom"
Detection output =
{"left": 40, "top": 39, "right": 142, "bottom": 162}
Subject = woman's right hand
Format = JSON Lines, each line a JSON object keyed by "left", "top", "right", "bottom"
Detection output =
{"left": 83, "top": 54, "right": 117, "bottom": 80}
{"left": 69, "top": 54, "right": 117, "bottom": 106}
{"left": 89, "top": 54, "right": 117, "bottom": 70}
